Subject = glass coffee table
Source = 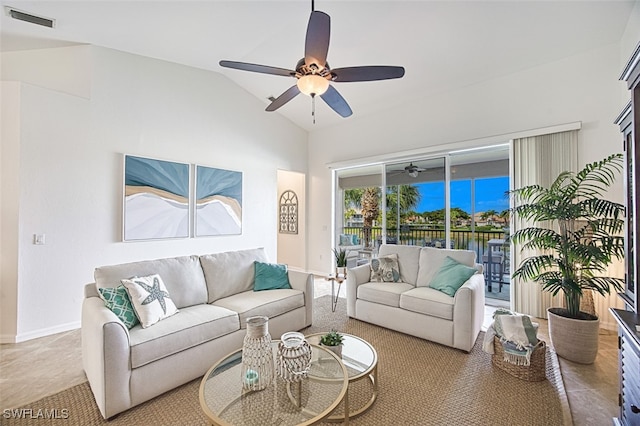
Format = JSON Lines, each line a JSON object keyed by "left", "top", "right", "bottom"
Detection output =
{"left": 305, "top": 333, "right": 378, "bottom": 421}
{"left": 199, "top": 342, "right": 348, "bottom": 425}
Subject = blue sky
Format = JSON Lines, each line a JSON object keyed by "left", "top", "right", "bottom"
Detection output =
{"left": 415, "top": 176, "right": 509, "bottom": 214}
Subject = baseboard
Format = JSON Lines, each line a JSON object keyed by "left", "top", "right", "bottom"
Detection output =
{"left": 0, "top": 334, "right": 17, "bottom": 344}
{"left": 599, "top": 319, "right": 618, "bottom": 332}
{"left": 4, "top": 321, "right": 81, "bottom": 343}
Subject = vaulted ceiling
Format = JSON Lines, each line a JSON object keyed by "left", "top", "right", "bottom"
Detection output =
{"left": 1, "top": 1, "right": 635, "bottom": 131}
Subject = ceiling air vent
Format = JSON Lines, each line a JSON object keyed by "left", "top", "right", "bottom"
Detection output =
{"left": 5, "top": 7, "right": 55, "bottom": 28}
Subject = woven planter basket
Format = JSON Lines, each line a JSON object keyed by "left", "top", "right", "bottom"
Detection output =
{"left": 492, "top": 336, "right": 546, "bottom": 382}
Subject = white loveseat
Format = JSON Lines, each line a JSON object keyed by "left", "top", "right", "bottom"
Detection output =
{"left": 346, "top": 244, "right": 485, "bottom": 352}
{"left": 81, "top": 248, "right": 313, "bottom": 419}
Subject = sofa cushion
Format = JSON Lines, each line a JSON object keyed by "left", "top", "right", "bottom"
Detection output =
{"left": 416, "top": 247, "right": 477, "bottom": 287}
{"left": 399, "top": 287, "right": 455, "bottom": 320}
{"left": 129, "top": 304, "right": 239, "bottom": 369}
{"left": 121, "top": 274, "right": 179, "bottom": 328}
{"left": 253, "top": 261, "right": 292, "bottom": 291}
{"left": 200, "top": 248, "right": 269, "bottom": 303}
{"left": 428, "top": 256, "right": 478, "bottom": 297}
{"left": 357, "top": 282, "right": 414, "bottom": 308}
{"left": 94, "top": 255, "right": 207, "bottom": 309}
{"left": 370, "top": 254, "right": 400, "bottom": 282}
{"left": 378, "top": 244, "right": 421, "bottom": 285}
{"left": 98, "top": 285, "right": 139, "bottom": 329}
{"left": 213, "top": 289, "right": 304, "bottom": 328}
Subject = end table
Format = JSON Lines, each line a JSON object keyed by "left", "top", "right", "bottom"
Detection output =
{"left": 325, "top": 273, "right": 345, "bottom": 313}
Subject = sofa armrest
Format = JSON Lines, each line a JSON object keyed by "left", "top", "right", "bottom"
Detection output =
{"left": 345, "top": 264, "right": 371, "bottom": 317}
{"left": 82, "top": 293, "right": 132, "bottom": 419}
{"left": 452, "top": 273, "right": 486, "bottom": 352}
{"left": 287, "top": 270, "right": 314, "bottom": 327}
{"left": 85, "top": 282, "right": 100, "bottom": 298}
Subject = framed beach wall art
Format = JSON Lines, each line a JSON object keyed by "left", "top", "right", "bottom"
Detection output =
{"left": 123, "top": 155, "right": 190, "bottom": 241}
{"left": 195, "top": 165, "right": 242, "bottom": 237}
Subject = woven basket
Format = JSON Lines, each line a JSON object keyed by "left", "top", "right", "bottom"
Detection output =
{"left": 492, "top": 336, "right": 546, "bottom": 382}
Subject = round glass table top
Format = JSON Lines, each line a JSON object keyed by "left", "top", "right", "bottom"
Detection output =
{"left": 199, "top": 342, "right": 348, "bottom": 426}
{"left": 305, "top": 333, "right": 378, "bottom": 380}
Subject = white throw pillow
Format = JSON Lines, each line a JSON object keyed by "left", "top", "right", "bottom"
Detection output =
{"left": 370, "top": 253, "right": 400, "bottom": 282}
{"left": 121, "top": 274, "right": 178, "bottom": 328}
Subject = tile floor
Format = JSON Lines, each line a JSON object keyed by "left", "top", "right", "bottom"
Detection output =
{"left": 0, "top": 278, "right": 620, "bottom": 425}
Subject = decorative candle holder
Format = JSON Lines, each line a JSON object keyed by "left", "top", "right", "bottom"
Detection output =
{"left": 276, "top": 331, "right": 312, "bottom": 382}
{"left": 241, "top": 316, "right": 274, "bottom": 391}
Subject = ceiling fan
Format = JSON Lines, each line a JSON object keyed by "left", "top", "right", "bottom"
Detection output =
{"left": 219, "top": 1, "right": 405, "bottom": 122}
{"left": 389, "top": 163, "right": 426, "bottom": 178}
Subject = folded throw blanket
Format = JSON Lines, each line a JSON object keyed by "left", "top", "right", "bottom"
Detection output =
{"left": 482, "top": 323, "right": 497, "bottom": 354}
{"left": 494, "top": 313, "right": 539, "bottom": 366}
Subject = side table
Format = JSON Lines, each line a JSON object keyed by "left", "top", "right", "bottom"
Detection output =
{"left": 325, "top": 274, "right": 345, "bottom": 313}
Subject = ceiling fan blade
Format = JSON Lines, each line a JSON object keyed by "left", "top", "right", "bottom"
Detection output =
{"left": 320, "top": 85, "right": 352, "bottom": 118}
{"left": 266, "top": 85, "right": 301, "bottom": 112}
{"left": 305, "top": 11, "right": 330, "bottom": 68}
{"left": 331, "top": 66, "right": 405, "bottom": 82}
{"left": 219, "top": 60, "right": 295, "bottom": 77}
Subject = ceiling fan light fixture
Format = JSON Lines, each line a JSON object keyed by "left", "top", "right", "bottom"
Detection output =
{"left": 408, "top": 171, "right": 419, "bottom": 178}
{"left": 297, "top": 74, "right": 329, "bottom": 96}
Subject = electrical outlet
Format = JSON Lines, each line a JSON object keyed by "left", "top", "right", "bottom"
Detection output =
{"left": 33, "top": 234, "right": 46, "bottom": 245}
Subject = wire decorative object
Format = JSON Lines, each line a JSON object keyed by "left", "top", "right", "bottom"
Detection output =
{"left": 241, "top": 316, "right": 274, "bottom": 391}
{"left": 276, "top": 332, "right": 312, "bottom": 382}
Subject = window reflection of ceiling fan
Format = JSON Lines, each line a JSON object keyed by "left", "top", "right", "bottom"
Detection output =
{"left": 389, "top": 163, "right": 426, "bottom": 178}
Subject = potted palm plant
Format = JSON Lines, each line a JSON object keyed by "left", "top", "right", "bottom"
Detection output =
{"left": 510, "top": 153, "right": 625, "bottom": 364}
{"left": 332, "top": 248, "right": 348, "bottom": 277}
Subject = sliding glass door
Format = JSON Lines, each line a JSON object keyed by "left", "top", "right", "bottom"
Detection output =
{"left": 335, "top": 165, "right": 383, "bottom": 265}
{"left": 384, "top": 158, "right": 446, "bottom": 247}
{"left": 334, "top": 145, "right": 509, "bottom": 291}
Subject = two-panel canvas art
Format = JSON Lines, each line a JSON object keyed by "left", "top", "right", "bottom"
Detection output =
{"left": 123, "top": 155, "right": 242, "bottom": 241}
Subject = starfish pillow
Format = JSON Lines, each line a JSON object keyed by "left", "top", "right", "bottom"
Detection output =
{"left": 122, "top": 274, "right": 178, "bottom": 328}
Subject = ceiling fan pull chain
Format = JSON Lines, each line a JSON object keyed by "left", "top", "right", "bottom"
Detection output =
{"left": 312, "top": 94, "right": 316, "bottom": 124}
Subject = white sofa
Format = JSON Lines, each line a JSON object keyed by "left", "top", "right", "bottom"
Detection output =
{"left": 346, "top": 244, "right": 485, "bottom": 352}
{"left": 81, "top": 248, "right": 313, "bottom": 419}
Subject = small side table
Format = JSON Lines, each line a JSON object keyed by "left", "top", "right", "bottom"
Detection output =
{"left": 325, "top": 273, "right": 346, "bottom": 313}
{"left": 356, "top": 249, "right": 375, "bottom": 266}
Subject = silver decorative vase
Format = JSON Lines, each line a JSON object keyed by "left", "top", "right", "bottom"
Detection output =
{"left": 241, "top": 316, "right": 274, "bottom": 391}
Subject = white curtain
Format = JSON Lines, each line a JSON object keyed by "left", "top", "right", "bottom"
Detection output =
{"left": 511, "top": 130, "right": 578, "bottom": 318}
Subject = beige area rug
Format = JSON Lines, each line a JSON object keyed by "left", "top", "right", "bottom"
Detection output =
{"left": 2, "top": 296, "right": 571, "bottom": 426}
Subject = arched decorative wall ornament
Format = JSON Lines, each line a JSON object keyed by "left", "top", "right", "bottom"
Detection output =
{"left": 279, "top": 190, "right": 298, "bottom": 234}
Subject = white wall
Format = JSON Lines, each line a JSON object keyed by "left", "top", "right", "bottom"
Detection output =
{"left": 0, "top": 82, "right": 21, "bottom": 340}
{"left": 307, "top": 42, "right": 628, "bottom": 327}
{"left": 1, "top": 46, "right": 308, "bottom": 342}
{"left": 621, "top": 1, "right": 640, "bottom": 77}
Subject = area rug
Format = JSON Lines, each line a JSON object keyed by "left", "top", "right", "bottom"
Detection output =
{"left": 2, "top": 296, "right": 571, "bottom": 425}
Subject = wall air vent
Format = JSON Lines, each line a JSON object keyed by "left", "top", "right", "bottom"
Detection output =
{"left": 5, "top": 7, "right": 55, "bottom": 28}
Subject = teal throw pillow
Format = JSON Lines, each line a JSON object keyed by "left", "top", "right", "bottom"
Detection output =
{"left": 428, "top": 256, "right": 477, "bottom": 297}
{"left": 339, "top": 234, "right": 352, "bottom": 246}
{"left": 254, "top": 261, "right": 292, "bottom": 291}
{"left": 98, "top": 285, "right": 140, "bottom": 329}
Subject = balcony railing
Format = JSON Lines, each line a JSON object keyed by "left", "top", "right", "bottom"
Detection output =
{"left": 342, "top": 226, "right": 508, "bottom": 261}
